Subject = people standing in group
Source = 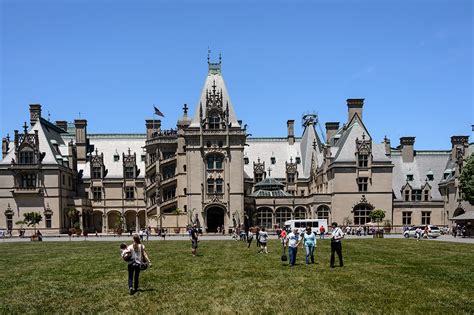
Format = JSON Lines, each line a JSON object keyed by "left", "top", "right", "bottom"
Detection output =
{"left": 303, "top": 226, "right": 316, "bottom": 265}
{"left": 257, "top": 227, "right": 269, "bottom": 254}
{"left": 330, "top": 222, "right": 344, "bottom": 268}
{"left": 285, "top": 228, "right": 301, "bottom": 267}
{"left": 125, "top": 234, "right": 151, "bottom": 295}
{"left": 190, "top": 224, "right": 199, "bottom": 257}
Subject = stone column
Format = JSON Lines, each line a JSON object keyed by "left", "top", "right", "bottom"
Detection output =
{"left": 103, "top": 212, "right": 107, "bottom": 233}
{"left": 136, "top": 213, "right": 139, "bottom": 232}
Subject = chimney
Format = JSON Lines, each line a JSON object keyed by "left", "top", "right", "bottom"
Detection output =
{"left": 400, "top": 137, "right": 415, "bottom": 163}
{"left": 145, "top": 120, "right": 161, "bottom": 140}
{"left": 2, "top": 136, "right": 10, "bottom": 159}
{"left": 29, "top": 104, "right": 42, "bottom": 127}
{"left": 55, "top": 121, "right": 68, "bottom": 132}
{"left": 74, "top": 119, "right": 88, "bottom": 162}
{"left": 287, "top": 120, "right": 295, "bottom": 145}
{"left": 384, "top": 136, "right": 391, "bottom": 156}
{"left": 325, "top": 122, "right": 340, "bottom": 145}
{"left": 450, "top": 135, "right": 469, "bottom": 159}
{"left": 347, "top": 99, "right": 364, "bottom": 123}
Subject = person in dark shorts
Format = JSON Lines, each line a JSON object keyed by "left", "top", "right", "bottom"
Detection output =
{"left": 191, "top": 224, "right": 199, "bottom": 256}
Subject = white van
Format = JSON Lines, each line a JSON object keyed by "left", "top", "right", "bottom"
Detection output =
{"left": 284, "top": 219, "right": 328, "bottom": 234}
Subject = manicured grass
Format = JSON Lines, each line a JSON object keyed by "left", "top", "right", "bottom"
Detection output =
{"left": 0, "top": 239, "right": 473, "bottom": 313}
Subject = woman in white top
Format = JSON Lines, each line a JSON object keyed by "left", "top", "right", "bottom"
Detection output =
{"left": 127, "top": 234, "right": 151, "bottom": 295}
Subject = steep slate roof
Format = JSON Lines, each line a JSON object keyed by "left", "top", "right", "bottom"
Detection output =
{"left": 243, "top": 138, "right": 304, "bottom": 179}
{"left": 300, "top": 123, "right": 324, "bottom": 177}
{"left": 252, "top": 177, "right": 292, "bottom": 197}
{"left": 77, "top": 137, "right": 146, "bottom": 179}
{"left": 190, "top": 63, "right": 240, "bottom": 128}
{"left": 0, "top": 118, "right": 68, "bottom": 166}
{"left": 391, "top": 151, "right": 450, "bottom": 200}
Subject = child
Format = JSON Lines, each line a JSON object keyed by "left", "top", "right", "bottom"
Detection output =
{"left": 120, "top": 243, "right": 132, "bottom": 261}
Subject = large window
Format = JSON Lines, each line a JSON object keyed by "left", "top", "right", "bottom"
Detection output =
{"left": 124, "top": 166, "right": 135, "bottom": 179}
{"left": 404, "top": 190, "right": 410, "bottom": 201}
{"left": 275, "top": 207, "right": 292, "bottom": 227}
{"left": 162, "top": 165, "right": 176, "bottom": 180}
{"left": 207, "top": 178, "right": 223, "bottom": 194}
{"left": 216, "top": 178, "right": 223, "bottom": 194}
{"left": 207, "top": 179, "right": 214, "bottom": 194}
{"left": 358, "top": 177, "right": 368, "bottom": 192}
{"left": 402, "top": 211, "right": 412, "bottom": 225}
{"left": 92, "top": 187, "right": 102, "bottom": 201}
{"left": 209, "top": 115, "right": 220, "bottom": 129}
{"left": 125, "top": 187, "right": 134, "bottom": 200}
{"left": 287, "top": 172, "right": 295, "bottom": 183}
{"left": 294, "top": 207, "right": 306, "bottom": 220}
{"left": 19, "top": 150, "right": 34, "bottom": 164}
{"left": 207, "top": 155, "right": 223, "bottom": 170}
{"left": 354, "top": 204, "right": 372, "bottom": 225}
{"left": 163, "top": 187, "right": 176, "bottom": 201}
{"left": 256, "top": 208, "right": 273, "bottom": 229}
{"left": 421, "top": 211, "right": 431, "bottom": 225}
{"left": 358, "top": 154, "right": 368, "bottom": 168}
{"left": 317, "top": 205, "right": 330, "bottom": 221}
{"left": 20, "top": 173, "right": 36, "bottom": 189}
{"left": 411, "top": 190, "right": 422, "bottom": 201}
{"left": 92, "top": 167, "right": 102, "bottom": 179}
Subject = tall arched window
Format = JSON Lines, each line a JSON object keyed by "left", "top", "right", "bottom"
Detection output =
{"left": 316, "top": 205, "right": 330, "bottom": 221}
{"left": 275, "top": 207, "right": 292, "bottom": 227}
{"left": 294, "top": 207, "right": 307, "bottom": 220}
{"left": 256, "top": 208, "right": 273, "bottom": 229}
{"left": 354, "top": 204, "right": 373, "bottom": 225}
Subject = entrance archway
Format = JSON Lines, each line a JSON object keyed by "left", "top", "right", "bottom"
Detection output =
{"left": 207, "top": 206, "right": 225, "bottom": 232}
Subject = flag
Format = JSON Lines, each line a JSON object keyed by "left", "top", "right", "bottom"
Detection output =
{"left": 154, "top": 106, "right": 165, "bottom": 117}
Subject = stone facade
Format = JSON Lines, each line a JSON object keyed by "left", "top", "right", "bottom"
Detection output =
{"left": 0, "top": 59, "right": 472, "bottom": 235}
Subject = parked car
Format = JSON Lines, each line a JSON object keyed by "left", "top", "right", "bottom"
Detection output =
{"left": 403, "top": 225, "right": 441, "bottom": 239}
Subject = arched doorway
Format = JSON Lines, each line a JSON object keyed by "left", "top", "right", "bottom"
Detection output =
{"left": 125, "top": 211, "right": 136, "bottom": 233}
{"left": 207, "top": 206, "right": 225, "bottom": 232}
{"left": 92, "top": 211, "right": 103, "bottom": 233}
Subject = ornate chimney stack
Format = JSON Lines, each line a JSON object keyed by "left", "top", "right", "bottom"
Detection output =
{"left": 450, "top": 135, "right": 469, "bottom": 160}
{"left": 325, "top": 122, "right": 340, "bottom": 145}
{"left": 2, "top": 135, "right": 10, "bottom": 159}
{"left": 347, "top": 99, "right": 364, "bottom": 123}
{"left": 55, "top": 121, "right": 68, "bottom": 132}
{"left": 29, "top": 104, "right": 42, "bottom": 127}
{"left": 287, "top": 120, "right": 295, "bottom": 145}
{"left": 74, "top": 119, "right": 88, "bottom": 162}
{"left": 400, "top": 137, "right": 415, "bottom": 163}
{"left": 384, "top": 136, "right": 391, "bottom": 156}
{"left": 145, "top": 120, "right": 161, "bottom": 140}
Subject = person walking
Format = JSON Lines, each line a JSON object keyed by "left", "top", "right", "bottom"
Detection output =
{"left": 257, "top": 227, "right": 269, "bottom": 254}
{"left": 190, "top": 224, "right": 199, "bottom": 256}
{"left": 319, "top": 225, "right": 326, "bottom": 239}
{"left": 303, "top": 226, "right": 316, "bottom": 264}
{"left": 330, "top": 222, "right": 344, "bottom": 268}
{"left": 247, "top": 227, "right": 254, "bottom": 248}
{"left": 127, "top": 234, "right": 151, "bottom": 295}
{"left": 286, "top": 228, "right": 301, "bottom": 267}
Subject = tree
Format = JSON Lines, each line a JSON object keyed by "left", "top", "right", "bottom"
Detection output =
{"left": 23, "top": 212, "right": 42, "bottom": 234}
{"left": 369, "top": 209, "right": 386, "bottom": 227}
{"left": 174, "top": 208, "right": 182, "bottom": 233}
{"left": 460, "top": 154, "right": 474, "bottom": 205}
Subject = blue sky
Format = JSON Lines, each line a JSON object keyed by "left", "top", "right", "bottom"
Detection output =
{"left": 1, "top": 0, "right": 472, "bottom": 149}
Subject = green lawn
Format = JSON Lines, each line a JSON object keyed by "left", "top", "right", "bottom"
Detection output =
{"left": 0, "top": 239, "right": 473, "bottom": 314}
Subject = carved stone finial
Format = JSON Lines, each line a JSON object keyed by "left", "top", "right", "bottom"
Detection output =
{"left": 183, "top": 104, "right": 188, "bottom": 114}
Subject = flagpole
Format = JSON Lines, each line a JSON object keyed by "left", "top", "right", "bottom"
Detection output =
{"left": 153, "top": 104, "right": 156, "bottom": 132}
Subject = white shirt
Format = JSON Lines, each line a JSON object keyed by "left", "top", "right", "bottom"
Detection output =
{"left": 127, "top": 244, "right": 145, "bottom": 264}
{"left": 331, "top": 227, "right": 344, "bottom": 242}
{"left": 286, "top": 232, "right": 301, "bottom": 248}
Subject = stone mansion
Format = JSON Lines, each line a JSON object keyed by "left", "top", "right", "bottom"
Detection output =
{"left": 1, "top": 59, "right": 472, "bottom": 234}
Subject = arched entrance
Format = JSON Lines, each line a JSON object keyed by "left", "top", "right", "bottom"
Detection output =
{"left": 92, "top": 211, "right": 103, "bottom": 233}
{"left": 206, "top": 206, "right": 225, "bottom": 232}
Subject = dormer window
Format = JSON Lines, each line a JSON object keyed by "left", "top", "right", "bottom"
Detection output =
{"left": 358, "top": 154, "right": 368, "bottom": 168}
{"left": 424, "top": 190, "right": 430, "bottom": 201}
{"left": 209, "top": 115, "right": 220, "bottom": 130}
{"left": 295, "top": 157, "right": 301, "bottom": 164}
{"left": 244, "top": 157, "right": 249, "bottom": 165}
{"left": 411, "top": 189, "right": 422, "bottom": 201}
{"left": 92, "top": 166, "right": 102, "bottom": 179}
{"left": 19, "top": 149, "right": 35, "bottom": 164}
{"left": 404, "top": 190, "right": 410, "bottom": 201}
{"left": 427, "top": 174, "right": 434, "bottom": 181}
{"left": 114, "top": 154, "right": 119, "bottom": 162}
{"left": 124, "top": 166, "right": 135, "bottom": 179}
{"left": 406, "top": 174, "right": 414, "bottom": 181}
{"left": 271, "top": 157, "right": 276, "bottom": 165}
{"left": 287, "top": 172, "right": 296, "bottom": 183}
